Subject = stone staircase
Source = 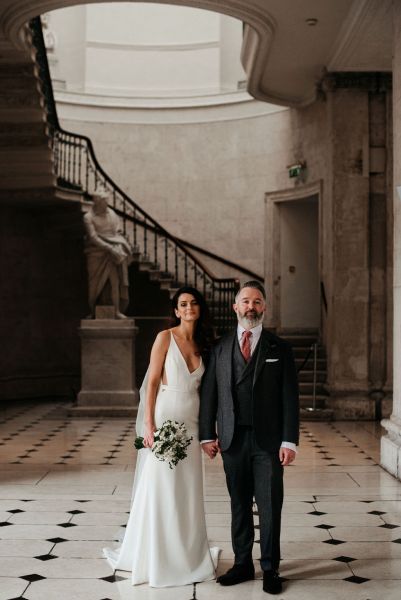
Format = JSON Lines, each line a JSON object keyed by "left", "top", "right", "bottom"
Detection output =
{"left": 280, "top": 333, "right": 332, "bottom": 420}
{"left": 0, "top": 30, "right": 56, "bottom": 200}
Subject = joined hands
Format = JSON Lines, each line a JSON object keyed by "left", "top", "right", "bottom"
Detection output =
{"left": 201, "top": 440, "right": 220, "bottom": 459}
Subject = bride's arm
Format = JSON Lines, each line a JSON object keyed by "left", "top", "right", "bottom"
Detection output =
{"left": 143, "top": 330, "right": 169, "bottom": 448}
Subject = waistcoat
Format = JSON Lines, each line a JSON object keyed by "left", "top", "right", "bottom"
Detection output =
{"left": 232, "top": 336, "right": 260, "bottom": 426}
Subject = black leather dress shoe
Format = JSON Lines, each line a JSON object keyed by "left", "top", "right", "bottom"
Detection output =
{"left": 216, "top": 564, "right": 255, "bottom": 586}
{"left": 263, "top": 570, "right": 282, "bottom": 594}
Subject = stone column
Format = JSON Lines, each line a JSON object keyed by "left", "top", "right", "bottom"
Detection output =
{"left": 381, "top": 1, "right": 401, "bottom": 480}
{"left": 323, "top": 73, "right": 392, "bottom": 420}
{"left": 326, "top": 82, "right": 371, "bottom": 418}
{"left": 73, "top": 318, "right": 139, "bottom": 416}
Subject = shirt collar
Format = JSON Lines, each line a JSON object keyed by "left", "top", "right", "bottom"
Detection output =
{"left": 237, "top": 323, "right": 263, "bottom": 338}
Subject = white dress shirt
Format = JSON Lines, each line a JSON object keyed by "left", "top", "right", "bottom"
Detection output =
{"left": 201, "top": 324, "right": 297, "bottom": 453}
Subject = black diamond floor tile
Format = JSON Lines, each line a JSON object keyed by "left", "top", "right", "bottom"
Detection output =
{"left": 379, "top": 523, "right": 399, "bottom": 529}
{"left": 68, "top": 510, "right": 84, "bottom": 515}
{"left": 308, "top": 510, "right": 326, "bottom": 516}
{"left": 75, "top": 500, "right": 91, "bottom": 503}
{"left": 58, "top": 522, "right": 77, "bottom": 528}
{"left": 323, "top": 538, "right": 345, "bottom": 545}
{"left": 368, "top": 510, "right": 386, "bottom": 515}
{"left": 333, "top": 556, "right": 356, "bottom": 563}
{"left": 0, "top": 521, "right": 12, "bottom": 526}
{"left": 315, "top": 524, "right": 335, "bottom": 529}
{"left": 34, "top": 554, "right": 58, "bottom": 561}
{"left": 20, "top": 573, "right": 46, "bottom": 582}
{"left": 47, "top": 537, "right": 67, "bottom": 543}
{"left": 344, "top": 575, "right": 370, "bottom": 584}
{"left": 8, "top": 509, "right": 25, "bottom": 514}
{"left": 100, "top": 574, "right": 128, "bottom": 582}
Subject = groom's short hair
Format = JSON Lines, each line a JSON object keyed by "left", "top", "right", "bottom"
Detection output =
{"left": 236, "top": 280, "right": 266, "bottom": 302}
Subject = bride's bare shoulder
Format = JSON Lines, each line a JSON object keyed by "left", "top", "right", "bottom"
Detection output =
{"left": 153, "top": 329, "right": 171, "bottom": 347}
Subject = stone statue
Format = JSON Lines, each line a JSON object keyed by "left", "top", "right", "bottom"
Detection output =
{"left": 83, "top": 190, "right": 132, "bottom": 319}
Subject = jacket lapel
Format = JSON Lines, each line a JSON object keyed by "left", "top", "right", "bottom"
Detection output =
{"left": 252, "top": 329, "right": 272, "bottom": 387}
{"left": 220, "top": 330, "right": 236, "bottom": 391}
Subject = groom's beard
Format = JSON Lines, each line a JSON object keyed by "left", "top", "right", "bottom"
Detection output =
{"left": 237, "top": 309, "right": 264, "bottom": 329}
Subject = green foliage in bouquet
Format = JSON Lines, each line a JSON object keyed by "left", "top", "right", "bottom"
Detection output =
{"left": 134, "top": 420, "right": 193, "bottom": 469}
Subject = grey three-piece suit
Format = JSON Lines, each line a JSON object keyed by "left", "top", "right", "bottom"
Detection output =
{"left": 199, "top": 328, "right": 299, "bottom": 571}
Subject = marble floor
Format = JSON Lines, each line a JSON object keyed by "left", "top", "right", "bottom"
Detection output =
{"left": 0, "top": 402, "right": 400, "bottom": 600}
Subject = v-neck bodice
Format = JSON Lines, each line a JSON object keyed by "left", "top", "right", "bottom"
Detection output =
{"left": 162, "top": 331, "right": 204, "bottom": 392}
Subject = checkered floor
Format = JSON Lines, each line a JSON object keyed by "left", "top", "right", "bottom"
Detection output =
{"left": 0, "top": 401, "right": 400, "bottom": 599}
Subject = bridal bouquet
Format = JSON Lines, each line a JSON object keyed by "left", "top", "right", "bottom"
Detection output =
{"left": 134, "top": 420, "right": 193, "bottom": 469}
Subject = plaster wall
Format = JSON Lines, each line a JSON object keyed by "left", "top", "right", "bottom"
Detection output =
{"left": 60, "top": 105, "right": 293, "bottom": 279}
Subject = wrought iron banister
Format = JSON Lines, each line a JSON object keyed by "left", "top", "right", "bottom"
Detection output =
{"left": 29, "top": 16, "right": 241, "bottom": 333}
{"left": 111, "top": 208, "right": 263, "bottom": 282}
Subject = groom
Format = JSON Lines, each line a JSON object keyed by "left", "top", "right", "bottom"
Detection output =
{"left": 200, "top": 281, "right": 299, "bottom": 595}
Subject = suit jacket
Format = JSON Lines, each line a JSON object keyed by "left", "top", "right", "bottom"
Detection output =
{"left": 199, "top": 328, "right": 299, "bottom": 452}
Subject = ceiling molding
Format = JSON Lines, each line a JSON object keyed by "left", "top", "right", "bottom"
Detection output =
{"left": 86, "top": 39, "right": 220, "bottom": 53}
{"left": 327, "top": 0, "right": 392, "bottom": 72}
{"left": 1, "top": 0, "right": 391, "bottom": 109}
{"left": 0, "top": 0, "right": 302, "bottom": 106}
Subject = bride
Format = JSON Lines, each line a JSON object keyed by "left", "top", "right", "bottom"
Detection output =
{"left": 103, "top": 286, "right": 219, "bottom": 587}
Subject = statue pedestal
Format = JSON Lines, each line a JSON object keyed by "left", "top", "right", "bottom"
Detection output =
{"left": 72, "top": 318, "right": 139, "bottom": 416}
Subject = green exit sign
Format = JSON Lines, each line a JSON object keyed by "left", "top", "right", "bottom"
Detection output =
{"left": 288, "top": 163, "right": 304, "bottom": 178}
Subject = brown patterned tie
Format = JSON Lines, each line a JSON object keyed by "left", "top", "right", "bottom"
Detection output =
{"left": 241, "top": 330, "right": 252, "bottom": 362}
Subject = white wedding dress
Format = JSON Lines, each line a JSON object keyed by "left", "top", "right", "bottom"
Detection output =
{"left": 103, "top": 332, "right": 219, "bottom": 587}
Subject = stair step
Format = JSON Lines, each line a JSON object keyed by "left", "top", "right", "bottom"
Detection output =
{"left": 292, "top": 346, "right": 325, "bottom": 358}
{"left": 298, "top": 370, "right": 326, "bottom": 382}
{"left": 0, "top": 63, "right": 37, "bottom": 78}
{"left": 148, "top": 269, "right": 163, "bottom": 281}
{"left": 280, "top": 335, "right": 320, "bottom": 346}
{"left": 158, "top": 276, "right": 175, "bottom": 289}
{"left": 0, "top": 77, "right": 41, "bottom": 93}
{"left": 2, "top": 160, "right": 54, "bottom": 176}
{"left": 301, "top": 407, "right": 334, "bottom": 421}
{"left": 300, "top": 394, "right": 329, "bottom": 405}
{"left": 0, "top": 123, "right": 50, "bottom": 147}
{"left": 0, "top": 172, "right": 56, "bottom": 190}
{"left": 295, "top": 357, "right": 326, "bottom": 368}
{"left": 299, "top": 382, "right": 327, "bottom": 394}
{"left": 0, "top": 146, "right": 53, "bottom": 164}
{"left": 138, "top": 260, "right": 156, "bottom": 272}
{"left": 0, "top": 107, "right": 46, "bottom": 122}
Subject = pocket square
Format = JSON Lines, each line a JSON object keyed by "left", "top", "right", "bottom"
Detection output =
{"left": 265, "top": 358, "right": 279, "bottom": 363}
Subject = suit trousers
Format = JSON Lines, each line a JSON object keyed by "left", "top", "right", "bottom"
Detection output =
{"left": 221, "top": 427, "right": 283, "bottom": 572}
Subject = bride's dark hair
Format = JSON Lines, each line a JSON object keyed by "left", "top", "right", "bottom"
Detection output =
{"left": 170, "top": 286, "right": 215, "bottom": 354}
